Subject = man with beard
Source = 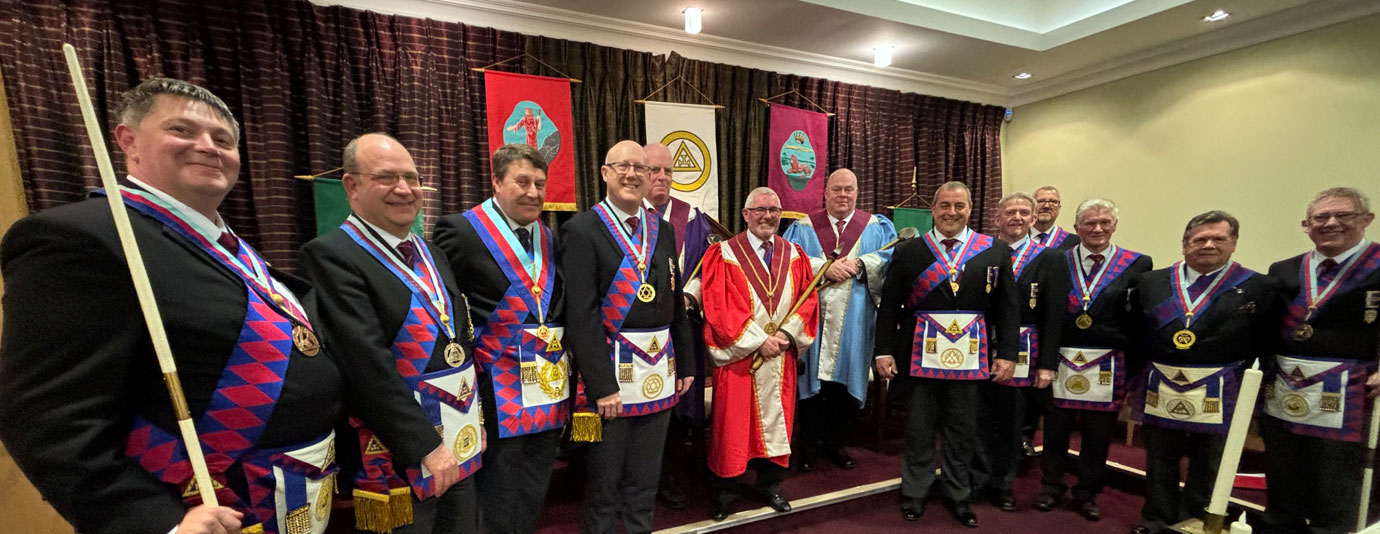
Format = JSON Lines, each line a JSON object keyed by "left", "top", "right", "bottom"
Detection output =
{"left": 562, "top": 140, "right": 695, "bottom": 534}
{"left": 695, "top": 187, "right": 818, "bottom": 521}
{"left": 783, "top": 169, "right": 896, "bottom": 471}
{"left": 1260, "top": 187, "right": 1380, "bottom": 534}
{"left": 875, "top": 181, "right": 1019, "bottom": 528}
{"left": 1128, "top": 211, "right": 1280, "bottom": 534}
{"left": 1035, "top": 198, "right": 1152, "bottom": 523}
{"left": 971, "top": 193, "right": 1067, "bottom": 512}
{"left": 433, "top": 144, "right": 570, "bottom": 534}
{"left": 642, "top": 141, "right": 715, "bottom": 509}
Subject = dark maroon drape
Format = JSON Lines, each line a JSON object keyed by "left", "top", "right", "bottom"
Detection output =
{"left": 1, "top": 0, "right": 1006, "bottom": 266}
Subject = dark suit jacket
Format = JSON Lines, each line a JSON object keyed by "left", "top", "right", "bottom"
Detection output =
{"left": 1002, "top": 243, "right": 1071, "bottom": 362}
{"left": 432, "top": 210, "right": 566, "bottom": 429}
{"left": 1036, "top": 226, "right": 1080, "bottom": 251}
{"left": 0, "top": 199, "right": 342, "bottom": 534}
{"left": 298, "top": 223, "right": 477, "bottom": 469}
{"left": 875, "top": 231, "right": 1020, "bottom": 388}
{"left": 1133, "top": 266, "right": 1282, "bottom": 366}
{"left": 1269, "top": 251, "right": 1380, "bottom": 362}
{"left": 1042, "top": 248, "right": 1153, "bottom": 371}
{"left": 559, "top": 209, "right": 696, "bottom": 401}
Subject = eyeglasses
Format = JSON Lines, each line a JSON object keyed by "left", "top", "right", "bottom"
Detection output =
{"left": 1307, "top": 211, "right": 1366, "bottom": 226}
{"left": 361, "top": 172, "right": 421, "bottom": 187}
{"left": 1036, "top": 199, "right": 1061, "bottom": 206}
{"left": 603, "top": 162, "right": 651, "bottom": 176}
{"left": 745, "top": 207, "right": 782, "bottom": 215}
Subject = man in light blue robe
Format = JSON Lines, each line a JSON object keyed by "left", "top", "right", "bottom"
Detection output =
{"left": 783, "top": 169, "right": 896, "bottom": 470}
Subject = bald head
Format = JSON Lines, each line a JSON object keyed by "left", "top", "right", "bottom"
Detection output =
{"left": 644, "top": 142, "right": 673, "bottom": 206}
{"left": 342, "top": 132, "right": 421, "bottom": 238}
{"left": 601, "top": 140, "right": 650, "bottom": 213}
{"left": 825, "top": 168, "right": 859, "bottom": 219}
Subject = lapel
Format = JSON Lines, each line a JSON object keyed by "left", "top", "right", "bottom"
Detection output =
{"left": 157, "top": 222, "right": 240, "bottom": 286}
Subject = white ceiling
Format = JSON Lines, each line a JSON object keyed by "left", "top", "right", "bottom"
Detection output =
{"left": 322, "top": 0, "right": 1380, "bottom": 105}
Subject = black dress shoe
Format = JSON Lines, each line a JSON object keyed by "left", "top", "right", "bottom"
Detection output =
{"left": 900, "top": 499, "right": 926, "bottom": 521}
{"left": 765, "top": 491, "right": 792, "bottom": 512}
{"left": 993, "top": 492, "right": 1016, "bottom": 512}
{"left": 1022, "top": 439, "right": 1041, "bottom": 457}
{"left": 951, "top": 502, "right": 979, "bottom": 528}
{"left": 711, "top": 502, "right": 731, "bottom": 522}
{"left": 1076, "top": 499, "right": 1101, "bottom": 521}
{"left": 657, "top": 478, "right": 687, "bottom": 510}
{"left": 1033, "top": 491, "right": 1061, "bottom": 512}
{"left": 828, "top": 449, "right": 857, "bottom": 469}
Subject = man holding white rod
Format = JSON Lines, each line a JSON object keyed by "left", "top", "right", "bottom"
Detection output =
{"left": 1128, "top": 211, "right": 1282, "bottom": 534}
{"left": 0, "top": 77, "right": 343, "bottom": 534}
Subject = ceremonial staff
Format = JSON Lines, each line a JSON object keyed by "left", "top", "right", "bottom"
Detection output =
{"left": 1170, "top": 368, "right": 1263, "bottom": 534}
{"left": 61, "top": 43, "right": 220, "bottom": 506}
{"left": 1358, "top": 337, "right": 1380, "bottom": 532}
{"left": 750, "top": 227, "right": 918, "bottom": 372}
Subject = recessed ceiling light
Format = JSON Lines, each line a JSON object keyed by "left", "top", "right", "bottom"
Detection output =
{"left": 874, "top": 46, "right": 893, "bottom": 67}
{"left": 1203, "top": 9, "right": 1229, "bottom": 22}
{"left": 1014, "top": 72, "right": 1032, "bottom": 79}
{"left": 684, "top": 7, "right": 702, "bottom": 34}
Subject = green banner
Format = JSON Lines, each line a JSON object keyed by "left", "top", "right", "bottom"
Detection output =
{"left": 891, "top": 207, "right": 933, "bottom": 234}
{"left": 312, "top": 177, "right": 423, "bottom": 237}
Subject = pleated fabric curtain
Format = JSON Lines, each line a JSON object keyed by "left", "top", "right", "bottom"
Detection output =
{"left": 0, "top": 0, "right": 1006, "bottom": 264}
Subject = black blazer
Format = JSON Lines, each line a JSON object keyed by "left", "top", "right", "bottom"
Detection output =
{"left": 875, "top": 232, "right": 1021, "bottom": 383}
{"left": 0, "top": 199, "right": 342, "bottom": 534}
{"left": 1003, "top": 243, "right": 1071, "bottom": 362}
{"left": 1269, "top": 251, "right": 1380, "bottom": 362}
{"left": 298, "top": 224, "right": 477, "bottom": 468}
{"left": 432, "top": 210, "right": 566, "bottom": 428}
{"left": 559, "top": 209, "right": 696, "bottom": 401}
{"left": 1043, "top": 248, "right": 1153, "bottom": 370}
{"left": 1133, "top": 266, "right": 1282, "bottom": 366}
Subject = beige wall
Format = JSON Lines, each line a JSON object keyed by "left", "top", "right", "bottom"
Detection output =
{"left": 1004, "top": 14, "right": 1380, "bottom": 271}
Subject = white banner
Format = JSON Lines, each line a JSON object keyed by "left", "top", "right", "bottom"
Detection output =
{"left": 643, "top": 102, "right": 719, "bottom": 220}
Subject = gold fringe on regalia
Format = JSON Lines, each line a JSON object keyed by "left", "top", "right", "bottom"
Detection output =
{"left": 570, "top": 412, "right": 603, "bottom": 442}
{"left": 352, "top": 487, "right": 414, "bottom": 533}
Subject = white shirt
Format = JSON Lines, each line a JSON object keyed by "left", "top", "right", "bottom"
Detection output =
{"left": 928, "top": 226, "right": 972, "bottom": 253}
{"left": 350, "top": 213, "right": 414, "bottom": 258}
{"left": 489, "top": 197, "right": 537, "bottom": 236}
{"left": 126, "top": 175, "right": 306, "bottom": 320}
{"left": 1030, "top": 225, "right": 1064, "bottom": 244}
{"left": 602, "top": 198, "right": 643, "bottom": 235}
{"left": 746, "top": 231, "right": 775, "bottom": 268}
{"left": 1007, "top": 235, "right": 1031, "bottom": 251}
{"left": 1183, "top": 263, "right": 1227, "bottom": 286}
{"left": 1311, "top": 239, "right": 1371, "bottom": 266}
{"left": 827, "top": 210, "right": 855, "bottom": 237}
{"left": 1077, "top": 243, "right": 1116, "bottom": 274}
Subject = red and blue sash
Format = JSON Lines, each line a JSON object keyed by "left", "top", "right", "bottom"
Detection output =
{"left": 1010, "top": 238, "right": 1044, "bottom": 281}
{"left": 1151, "top": 262, "right": 1256, "bottom": 329}
{"left": 906, "top": 232, "right": 994, "bottom": 306}
{"left": 463, "top": 201, "right": 568, "bottom": 438}
{"left": 1281, "top": 243, "right": 1380, "bottom": 336}
{"left": 1065, "top": 246, "right": 1142, "bottom": 313}
{"left": 809, "top": 209, "right": 870, "bottom": 259}
{"left": 112, "top": 189, "right": 306, "bottom": 529}
{"left": 1045, "top": 226, "right": 1073, "bottom": 249}
{"left": 340, "top": 222, "right": 481, "bottom": 499}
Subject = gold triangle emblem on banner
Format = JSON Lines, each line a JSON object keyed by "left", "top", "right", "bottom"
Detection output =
{"left": 365, "top": 435, "right": 389, "bottom": 454}
{"left": 647, "top": 336, "right": 661, "bottom": 353}
{"left": 672, "top": 142, "right": 703, "bottom": 173}
{"left": 1073, "top": 351, "right": 1087, "bottom": 364}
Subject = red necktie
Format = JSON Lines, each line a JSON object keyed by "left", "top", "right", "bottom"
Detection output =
{"left": 1087, "top": 253, "right": 1105, "bottom": 278}
{"left": 941, "top": 238, "right": 958, "bottom": 254}
{"left": 626, "top": 216, "right": 639, "bottom": 237}
{"left": 1317, "top": 258, "right": 1340, "bottom": 287}
{"left": 217, "top": 232, "right": 239, "bottom": 256}
{"left": 396, "top": 241, "right": 417, "bottom": 267}
{"left": 835, "top": 219, "right": 846, "bottom": 235}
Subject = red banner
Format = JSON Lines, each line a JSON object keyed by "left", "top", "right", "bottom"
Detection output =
{"left": 766, "top": 104, "right": 828, "bottom": 218}
{"left": 484, "top": 71, "right": 578, "bottom": 211}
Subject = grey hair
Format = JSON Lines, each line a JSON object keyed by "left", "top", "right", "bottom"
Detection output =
{"left": 1308, "top": 187, "right": 1371, "bottom": 215}
{"left": 1074, "top": 198, "right": 1119, "bottom": 223}
{"left": 932, "top": 181, "right": 971, "bottom": 204}
{"left": 998, "top": 192, "right": 1036, "bottom": 211}
{"left": 1182, "top": 210, "right": 1240, "bottom": 243}
{"left": 743, "top": 186, "right": 779, "bottom": 209}
{"left": 342, "top": 132, "right": 401, "bottom": 173}
{"left": 117, "top": 77, "right": 239, "bottom": 142}
{"left": 1034, "top": 185, "right": 1060, "bottom": 196}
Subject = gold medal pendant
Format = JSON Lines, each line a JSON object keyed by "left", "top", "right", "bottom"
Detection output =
{"left": 637, "top": 283, "right": 656, "bottom": 303}
{"left": 444, "top": 342, "right": 467, "bottom": 367}
{"left": 536, "top": 325, "right": 552, "bottom": 342}
{"left": 1172, "top": 329, "right": 1196, "bottom": 350}
{"left": 1075, "top": 313, "right": 1093, "bottom": 330}
{"left": 1293, "top": 323, "right": 1314, "bottom": 341}
{"left": 950, "top": 281, "right": 960, "bottom": 293}
{"left": 764, "top": 322, "right": 779, "bottom": 335}
{"left": 292, "top": 324, "right": 320, "bottom": 357}
{"left": 1366, "top": 309, "right": 1377, "bottom": 324}
{"left": 1029, "top": 298, "right": 1038, "bottom": 310}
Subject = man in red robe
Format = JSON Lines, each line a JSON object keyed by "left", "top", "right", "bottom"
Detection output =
{"left": 693, "top": 186, "right": 819, "bottom": 521}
